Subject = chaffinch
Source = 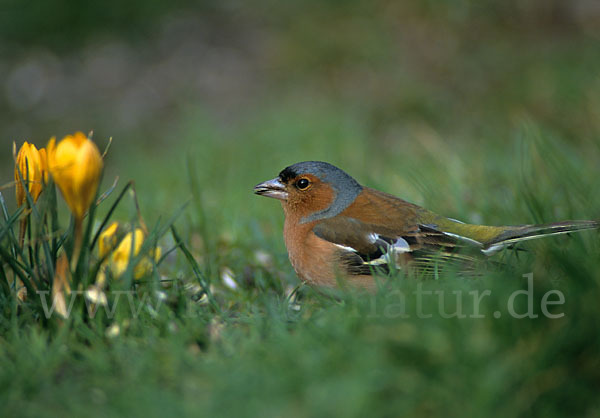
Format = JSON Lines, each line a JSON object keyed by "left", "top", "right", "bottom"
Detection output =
{"left": 254, "top": 161, "right": 598, "bottom": 289}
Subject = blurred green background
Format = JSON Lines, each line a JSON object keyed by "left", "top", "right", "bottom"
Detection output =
{"left": 2, "top": 1, "right": 600, "bottom": 417}
{"left": 2, "top": 0, "right": 599, "bottom": 214}
{"left": 2, "top": 0, "right": 599, "bottom": 231}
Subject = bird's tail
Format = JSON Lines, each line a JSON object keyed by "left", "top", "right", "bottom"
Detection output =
{"left": 480, "top": 220, "right": 599, "bottom": 255}
{"left": 432, "top": 215, "right": 599, "bottom": 256}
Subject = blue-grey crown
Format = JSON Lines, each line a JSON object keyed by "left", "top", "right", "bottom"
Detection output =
{"left": 279, "top": 161, "right": 363, "bottom": 223}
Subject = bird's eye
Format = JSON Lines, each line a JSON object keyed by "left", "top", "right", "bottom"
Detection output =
{"left": 296, "top": 178, "right": 311, "bottom": 190}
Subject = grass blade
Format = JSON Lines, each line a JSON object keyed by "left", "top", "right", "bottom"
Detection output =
{"left": 170, "top": 225, "right": 219, "bottom": 312}
{"left": 0, "top": 262, "right": 11, "bottom": 298}
{"left": 90, "top": 180, "right": 132, "bottom": 250}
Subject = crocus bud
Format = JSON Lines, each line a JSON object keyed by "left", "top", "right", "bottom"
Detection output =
{"left": 110, "top": 228, "right": 161, "bottom": 279}
{"left": 14, "top": 141, "right": 44, "bottom": 206}
{"left": 98, "top": 221, "right": 120, "bottom": 259}
{"left": 47, "top": 132, "right": 103, "bottom": 221}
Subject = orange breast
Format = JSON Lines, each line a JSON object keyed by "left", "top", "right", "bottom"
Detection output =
{"left": 283, "top": 216, "right": 376, "bottom": 290}
{"left": 283, "top": 217, "right": 333, "bottom": 285}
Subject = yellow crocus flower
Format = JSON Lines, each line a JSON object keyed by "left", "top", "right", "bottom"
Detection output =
{"left": 47, "top": 132, "right": 103, "bottom": 221}
{"left": 110, "top": 228, "right": 161, "bottom": 279}
{"left": 98, "top": 221, "right": 120, "bottom": 259}
{"left": 14, "top": 141, "right": 44, "bottom": 206}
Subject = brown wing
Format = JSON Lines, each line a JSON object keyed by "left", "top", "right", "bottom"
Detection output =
{"left": 312, "top": 188, "right": 482, "bottom": 276}
{"left": 312, "top": 216, "right": 476, "bottom": 277}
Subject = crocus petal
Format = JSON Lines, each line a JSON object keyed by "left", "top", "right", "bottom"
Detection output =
{"left": 98, "top": 221, "right": 120, "bottom": 259}
{"left": 108, "top": 228, "right": 161, "bottom": 280}
{"left": 47, "top": 132, "right": 103, "bottom": 220}
{"left": 14, "top": 141, "right": 44, "bottom": 206}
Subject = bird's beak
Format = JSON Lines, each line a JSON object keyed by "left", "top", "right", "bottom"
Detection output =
{"left": 254, "top": 177, "right": 288, "bottom": 200}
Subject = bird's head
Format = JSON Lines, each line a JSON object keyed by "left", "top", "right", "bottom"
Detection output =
{"left": 254, "top": 161, "right": 363, "bottom": 223}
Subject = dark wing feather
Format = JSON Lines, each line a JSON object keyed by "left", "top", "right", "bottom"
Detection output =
{"left": 312, "top": 216, "right": 482, "bottom": 277}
